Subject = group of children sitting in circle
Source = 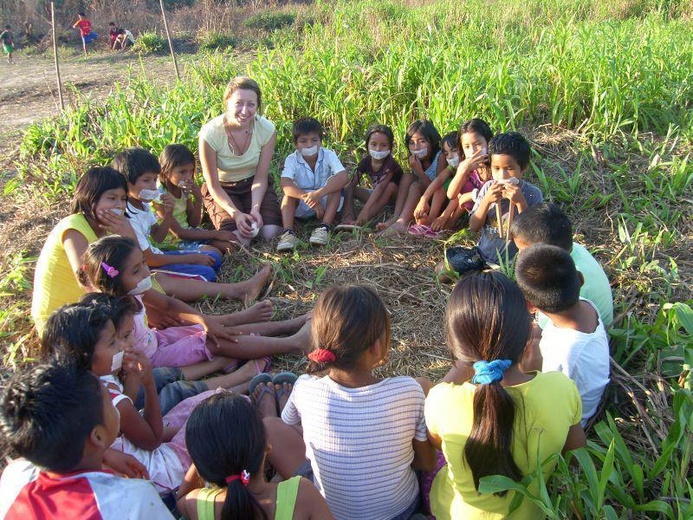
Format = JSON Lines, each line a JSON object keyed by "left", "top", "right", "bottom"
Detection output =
{"left": 0, "top": 110, "right": 614, "bottom": 520}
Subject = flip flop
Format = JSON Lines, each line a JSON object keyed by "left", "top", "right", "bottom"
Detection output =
{"left": 421, "top": 225, "right": 441, "bottom": 239}
{"left": 408, "top": 224, "right": 427, "bottom": 236}
{"left": 272, "top": 372, "right": 298, "bottom": 386}
{"left": 248, "top": 373, "right": 273, "bottom": 406}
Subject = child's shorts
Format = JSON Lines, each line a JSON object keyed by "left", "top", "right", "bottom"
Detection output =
{"left": 82, "top": 32, "right": 97, "bottom": 44}
{"left": 150, "top": 325, "right": 213, "bottom": 368}
{"left": 2, "top": 43, "right": 12, "bottom": 54}
{"left": 294, "top": 191, "right": 344, "bottom": 219}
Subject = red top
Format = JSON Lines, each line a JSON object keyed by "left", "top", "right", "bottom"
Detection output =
{"left": 75, "top": 19, "right": 91, "bottom": 37}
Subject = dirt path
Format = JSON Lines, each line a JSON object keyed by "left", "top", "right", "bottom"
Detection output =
{"left": 0, "top": 50, "right": 179, "bottom": 159}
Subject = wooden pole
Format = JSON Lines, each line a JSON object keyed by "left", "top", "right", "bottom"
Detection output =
{"left": 159, "top": 0, "right": 181, "bottom": 81}
{"left": 51, "top": 2, "right": 65, "bottom": 111}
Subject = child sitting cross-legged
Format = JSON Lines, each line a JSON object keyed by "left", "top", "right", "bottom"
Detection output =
{"left": 263, "top": 284, "right": 437, "bottom": 520}
{"left": 509, "top": 202, "right": 614, "bottom": 328}
{"left": 0, "top": 359, "right": 174, "bottom": 518}
{"left": 277, "top": 118, "right": 350, "bottom": 251}
{"left": 156, "top": 144, "right": 239, "bottom": 255}
{"left": 515, "top": 244, "right": 610, "bottom": 426}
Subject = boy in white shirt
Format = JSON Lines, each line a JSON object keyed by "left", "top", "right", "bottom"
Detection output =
{"left": 277, "top": 118, "right": 349, "bottom": 251}
{"left": 515, "top": 243, "right": 610, "bottom": 426}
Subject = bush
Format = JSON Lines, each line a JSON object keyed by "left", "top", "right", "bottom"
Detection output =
{"left": 133, "top": 31, "right": 166, "bottom": 54}
{"left": 199, "top": 31, "right": 238, "bottom": 51}
{"left": 243, "top": 11, "right": 295, "bottom": 32}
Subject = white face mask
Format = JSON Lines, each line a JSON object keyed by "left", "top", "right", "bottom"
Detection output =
{"left": 369, "top": 149, "right": 390, "bottom": 161}
{"left": 447, "top": 155, "right": 460, "bottom": 168}
{"left": 109, "top": 208, "right": 124, "bottom": 216}
{"left": 300, "top": 146, "right": 318, "bottom": 157}
{"left": 110, "top": 351, "right": 124, "bottom": 372}
{"left": 497, "top": 177, "right": 520, "bottom": 185}
{"left": 411, "top": 148, "right": 428, "bottom": 158}
{"left": 127, "top": 275, "right": 153, "bottom": 295}
{"left": 138, "top": 189, "right": 161, "bottom": 202}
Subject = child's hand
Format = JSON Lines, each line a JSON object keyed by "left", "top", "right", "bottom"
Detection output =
{"left": 215, "top": 229, "right": 238, "bottom": 243}
{"left": 461, "top": 148, "right": 488, "bottom": 172}
{"left": 414, "top": 199, "right": 430, "bottom": 220}
{"left": 431, "top": 215, "right": 448, "bottom": 231}
{"left": 190, "top": 253, "right": 216, "bottom": 266}
{"left": 502, "top": 183, "right": 526, "bottom": 206}
{"left": 103, "top": 450, "right": 150, "bottom": 479}
{"left": 202, "top": 317, "right": 243, "bottom": 348}
{"left": 483, "top": 182, "right": 504, "bottom": 204}
{"left": 123, "top": 349, "right": 154, "bottom": 386}
{"left": 97, "top": 209, "right": 131, "bottom": 235}
{"left": 153, "top": 193, "right": 175, "bottom": 216}
{"left": 302, "top": 190, "right": 322, "bottom": 208}
{"left": 408, "top": 154, "right": 423, "bottom": 174}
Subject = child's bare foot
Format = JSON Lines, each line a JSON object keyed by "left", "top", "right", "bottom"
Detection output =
{"left": 340, "top": 213, "right": 356, "bottom": 226}
{"left": 251, "top": 380, "right": 278, "bottom": 418}
{"left": 230, "top": 300, "right": 274, "bottom": 325}
{"left": 275, "top": 382, "right": 293, "bottom": 413}
{"left": 376, "top": 217, "right": 397, "bottom": 231}
{"left": 224, "top": 263, "right": 273, "bottom": 303}
{"left": 377, "top": 220, "right": 408, "bottom": 237}
{"left": 290, "top": 320, "right": 313, "bottom": 355}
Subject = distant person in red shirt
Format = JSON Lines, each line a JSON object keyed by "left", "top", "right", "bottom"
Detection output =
{"left": 108, "top": 21, "right": 120, "bottom": 49}
{"left": 73, "top": 12, "right": 98, "bottom": 54}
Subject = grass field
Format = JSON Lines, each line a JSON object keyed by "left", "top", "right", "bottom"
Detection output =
{"left": 2, "top": 0, "right": 693, "bottom": 516}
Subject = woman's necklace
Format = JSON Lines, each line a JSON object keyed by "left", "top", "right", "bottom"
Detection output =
{"left": 225, "top": 117, "right": 254, "bottom": 155}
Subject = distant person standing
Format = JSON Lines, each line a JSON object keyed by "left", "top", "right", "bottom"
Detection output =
{"left": 0, "top": 25, "right": 13, "bottom": 64}
{"left": 73, "top": 12, "right": 97, "bottom": 54}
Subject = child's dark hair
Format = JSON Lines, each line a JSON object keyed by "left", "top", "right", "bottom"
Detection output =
{"left": 457, "top": 118, "right": 493, "bottom": 158}
{"left": 159, "top": 144, "right": 196, "bottom": 188}
{"left": 441, "top": 131, "right": 458, "bottom": 151}
{"left": 186, "top": 392, "right": 269, "bottom": 520}
{"left": 112, "top": 148, "right": 161, "bottom": 184}
{"left": 292, "top": 117, "right": 324, "bottom": 143}
{"left": 488, "top": 132, "right": 531, "bottom": 170}
{"left": 79, "top": 292, "right": 138, "bottom": 329}
{"left": 446, "top": 271, "right": 530, "bottom": 491}
{"left": 78, "top": 11, "right": 86, "bottom": 16}
{"left": 307, "top": 284, "right": 390, "bottom": 373}
{"left": 71, "top": 167, "right": 127, "bottom": 221}
{"left": 509, "top": 203, "right": 573, "bottom": 252}
{"left": 365, "top": 124, "right": 394, "bottom": 150}
{"left": 78, "top": 236, "right": 140, "bottom": 297}
{"left": 41, "top": 302, "right": 113, "bottom": 370}
{"left": 1, "top": 360, "right": 104, "bottom": 472}
{"left": 515, "top": 244, "right": 581, "bottom": 313}
{"left": 108, "top": 21, "right": 115, "bottom": 26}
{"left": 405, "top": 120, "right": 441, "bottom": 158}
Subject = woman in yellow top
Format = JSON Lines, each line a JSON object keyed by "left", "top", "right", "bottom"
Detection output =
{"left": 424, "top": 271, "right": 586, "bottom": 519}
{"left": 199, "top": 77, "right": 283, "bottom": 248}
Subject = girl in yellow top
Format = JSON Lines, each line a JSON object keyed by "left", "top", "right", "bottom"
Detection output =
{"left": 177, "top": 392, "right": 333, "bottom": 520}
{"left": 424, "top": 271, "right": 586, "bottom": 519}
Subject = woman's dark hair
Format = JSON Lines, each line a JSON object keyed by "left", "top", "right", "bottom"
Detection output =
{"left": 71, "top": 167, "right": 127, "bottom": 221}
{"left": 224, "top": 76, "right": 262, "bottom": 112}
{"left": 41, "top": 302, "right": 113, "bottom": 370}
{"left": 445, "top": 271, "right": 531, "bottom": 491}
{"left": 457, "top": 118, "right": 494, "bottom": 158}
{"left": 186, "top": 392, "right": 268, "bottom": 520}
{"left": 78, "top": 236, "right": 140, "bottom": 297}
{"left": 365, "top": 124, "right": 395, "bottom": 150}
{"left": 159, "top": 144, "right": 196, "bottom": 188}
{"left": 405, "top": 120, "right": 441, "bottom": 159}
{"left": 307, "top": 284, "right": 390, "bottom": 374}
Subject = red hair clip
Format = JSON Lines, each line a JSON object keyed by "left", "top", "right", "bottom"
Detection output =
{"left": 308, "top": 348, "right": 336, "bottom": 363}
{"left": 225, "top": 470, "right": 250, "bottom": 487}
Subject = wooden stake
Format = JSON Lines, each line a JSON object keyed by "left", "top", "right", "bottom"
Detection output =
{"left": 159, "top": 0, "right": 181, "bottom": 81}
{"left": 51, "top": 2, "right": 64, "bottom": 112}
{"left": 506, "top": 202, "right": 515, "bottom": 241}
{"left": 495, "top": 202, "right": 503, "bottom": 237}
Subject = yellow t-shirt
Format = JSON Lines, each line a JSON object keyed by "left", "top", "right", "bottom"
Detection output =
{"left": 31, "top": 214, "right": 97, "bottom": 335}
{"left": 199, "top": 114, "right": 275, "bottom": 183}
{"left": 425, "top": 371, "right": 582, "bottom": 520}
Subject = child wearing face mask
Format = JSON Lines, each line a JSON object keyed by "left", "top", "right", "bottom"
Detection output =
{"left": 277, "top": 118, "right": 350, "bottom": 251}
{"left": 341, "top": 124, "right": 403, "bottom": 227}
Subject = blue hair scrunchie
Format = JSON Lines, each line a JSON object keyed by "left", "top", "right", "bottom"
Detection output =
{"left": 471, "top": 359, "right": 512, "bottom": 385}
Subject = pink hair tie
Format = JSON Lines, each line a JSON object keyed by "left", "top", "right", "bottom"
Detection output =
{"left": 101, "top": 262, "right": 119, "bottom": 278}
{"left": 225, "top": 470, "right": 250, "bottom": 486}
{"left": 308, "top": 348, "right": 336, "bottom": 363}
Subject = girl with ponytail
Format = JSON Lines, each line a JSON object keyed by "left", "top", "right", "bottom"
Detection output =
{"left": 264, "top": 284, "right": 436, "bottom": 520}
{"left": 177, "top": 392, "right": 332, "bottom": 519}
{"left": 424, "top": 271, "right": 586, "bottom": 519}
